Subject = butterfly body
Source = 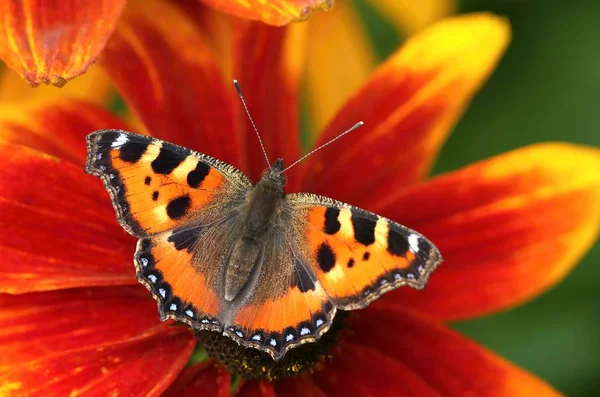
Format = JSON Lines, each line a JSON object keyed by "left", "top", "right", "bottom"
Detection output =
{"left": 85, "top": 130, "right": 442, "bottom": 360}
{"left": 224, "top": 158, "right": 286, "bottom": 302}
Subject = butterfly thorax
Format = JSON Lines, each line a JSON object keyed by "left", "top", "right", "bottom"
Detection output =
{"left": 224, "top": 158, "right": 286, "bottom": 302}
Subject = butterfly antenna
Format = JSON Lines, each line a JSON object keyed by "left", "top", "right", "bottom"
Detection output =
{"left": 233, "top": 80, "right": 271, "bottom": 169}
{"left": 281, "top": 121, "right": 364, "bottom": 173}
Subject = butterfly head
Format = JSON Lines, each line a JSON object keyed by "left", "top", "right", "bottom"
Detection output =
{"left": 260, "top": 158, "right": 287, "bottom": 187}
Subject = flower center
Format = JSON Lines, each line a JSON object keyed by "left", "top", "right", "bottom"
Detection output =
{"left": 196, "top": 312, "right": 348, "bottom": 381}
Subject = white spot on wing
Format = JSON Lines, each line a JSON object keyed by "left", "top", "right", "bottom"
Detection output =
{"left": 169, "top": 303, "right": 177, "bottom": 311}
{"left": 185, "top": 310, "right": 194, "bottom": 317}
{"left": 300, "top": 327, "right": 310, "bottom": 336}
{"left": 316, "top": 319, "right": 324, "bottom": 327}
{"left": 158, "top": 288, "right": 166, "bottom": 298}
{"left": 270, "top": 338, "right": 277, "bottom": 347}
{"left": 408, "top": 234, "right": 420, "bottom": 253}
{"left": 252, "top": 334, "right": 261, "bottom": 341}
{"left": 147, "top": 274, "right": 157, "bottom": 284}
{"left": 112, "top": 133, "right": 129, "bottom": 149}
{"left": 286, "top": 334, "right": 294, "bottom": 342}
{"left": 140, "top": 257, "right": 149, "bottom": 267}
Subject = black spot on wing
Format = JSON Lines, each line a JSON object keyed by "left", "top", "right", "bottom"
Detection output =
{"left": 351, "top": 210, "right": 377, "bottom": 246}
{"left": 151, "top": 145, "right": 189, "bottom": 174}
{"left": 387, "top": 225, "right": 410, "bottom": 256}
{"left": 292, "top": 259, "right": 315, "bottom": 292}
{"left": 144, "top": 176, "right": 152, "bottom": 185}
{"left": 187, "top": 162, "right": 210, "bottom": 188}
{"left": 167, "top": 227, "right": 199, "bottom": 252}
{"left": 152, "top": 191, "right": 159, "bottom": 201}
{"left": 166, "top": 195, "right": 191, "bottom": 219}
{"left": 347, "top": 258, "right": 355, "bottom": 268}
{"left": 120, "top": 139, "right": 149, "bottom": 163}
{"left": 323, "top": 208, "right": 341, "bottom": 235}
{"left": 316, "top": 243, "right": 336, "bottom": 273}
{"left": 362, "top": 252, "right": 370, "bottom": 261}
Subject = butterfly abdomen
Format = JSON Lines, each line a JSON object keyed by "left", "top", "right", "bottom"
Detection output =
{"left": 224, "top": 172, "right": 286, "bottom": 302}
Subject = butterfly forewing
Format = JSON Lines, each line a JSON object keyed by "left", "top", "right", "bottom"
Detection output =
{"left": 286, "top": 193, "right": 442, "bottom": 310}
{"left": 85, "top": 130, "right": 251, "bottom": 237}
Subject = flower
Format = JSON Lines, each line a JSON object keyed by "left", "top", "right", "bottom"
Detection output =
{"left": 0, "top": 2, "right": 599, "bottom": 396}
{"left": 0, "top": 0, "right": 452, "bottom": 90}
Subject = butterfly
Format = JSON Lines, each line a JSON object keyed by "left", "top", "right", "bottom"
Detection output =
{"left": 85, "top": 87, "right": 442, "bottom": 361}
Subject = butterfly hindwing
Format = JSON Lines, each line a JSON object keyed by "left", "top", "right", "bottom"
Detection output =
{"left": 224, "top": 230, "right": 335, "bottom": 360}
{"left": 286, "top": 193, "right": 442, "bottom": 310}
{"left": 85, "top": 130, "right": 252, "bottom": 237}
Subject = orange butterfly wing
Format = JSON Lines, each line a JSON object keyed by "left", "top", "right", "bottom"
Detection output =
{"left": 85, "top": 130, "right": 251, "bottom": 329}
{"left": 287, "top": 194, "right": 442, "bottom": 310}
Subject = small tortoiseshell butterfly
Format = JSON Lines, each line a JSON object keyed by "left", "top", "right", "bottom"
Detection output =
{"left": 85, "top": 84, "right": 442, "bottom": 361}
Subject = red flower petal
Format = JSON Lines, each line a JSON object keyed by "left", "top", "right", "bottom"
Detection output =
{"left": 296, "top": 14, "right": 510, "bottom": 203}
{"left": 100, "top": 0, "right": 242, "bottom": 167}
{"left": 232, "top": 20, "right": 304, "bottom": 180}
{"left": 373, "top": 143, "right": 600, "bottom": 320}
{"left": 349, "top": 307, "right": 561, "bottom": 396}
{"left": 0, "top": 144, "right": 136, "bottom": 293}
{"left": 237, "top": 380, "right": 276, "bottom": 397}
{"left": 0, "top": 99, "right": 129, "bottom": 165}
{"left": 164, "top": 362, "right": 230, "bottom": 397}
{"left": 312, "top": 342, "right": 439, "bottom": 396}
{"left": 0, "top": 324, "right": 195, "bottom": 396}
{"left": 0, "top": 0, "right": 126, "bottom": 87}
{"left": 197, "top": 0, "right": 332, "bottom": 26}
{"left": 0, "top": 286, "right": 160, "bottom": 371}
{"left": 274, "top": 377, "right": 327, "bottom": 397}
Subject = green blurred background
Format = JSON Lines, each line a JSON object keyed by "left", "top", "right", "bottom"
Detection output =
{"left": 353, "top": 0, "right": 599, "bottom": 395}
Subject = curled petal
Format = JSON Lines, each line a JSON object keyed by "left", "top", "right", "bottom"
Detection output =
{"left": 232, "top": 21, "right": 304, "bottom": 180}
{"left": 312, "top": 342, "right": 439, "bottom": 396}
{"left": 164, "top": 362, "right": 230, "bottom": 397}
{"left": 0, "top": 324, "right": 195, "bottom": 396}
{"left": 368, "top": 0, "right": 457, "bottom": 36}
{"left": 350, "top": 307, "right": 561, "bottom": 396}
{"left": 0, "top": 144, "right": 136, "bottom": 293}
{"left": 304, "top": 1, "right": 377, "bottom": 137}
{"left": 0, "top": 0, "right": 126, "bottom": 86}
{"left": 0, "top": 286, "right": 159, "bottom": 371}
{"left": 374, "top": 143, "right": 600, "bottom": 320}
{"left": 0, "top": 99, "right": 129, "bottom": 165}
{"left": 0, "top": 65, "right": 116, "bottom": 106}
{"left": 297, "top": 13, "right": 510, "bottom": 203}
{"left": 101, "top": 0, "right": 241, "bottom": 167}
{"left": 197, "top": 0, "right": 332, "bottom": 26}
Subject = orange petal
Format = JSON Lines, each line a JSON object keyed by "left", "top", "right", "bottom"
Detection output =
{"left": 373, "top": 143, "right": 600, "bottom": 321}
{"left": 163, "top": 362, "right": 230, "bottom": 397}
{"left": 0, "top": 63, "right": 116, "bottom": 106}
{"left": 0, "top": 144, "right": 137, "bottom": 293}
{"left": 0, "top": 324, "right": 195, "bottom": 396}
{"left": 368, "top": 0, "right": 457, "bottom": 36}
{"left": 304, "top": 0, "right": 377, "bottom": 138}
{"left": 197, "top": 0, "right": 332, "bottom": 26}
{"left": 0, "top": 0, "right": 126, "bottom": 87}
{"left": 100, "top": 0, "right": 242, "bottom": 168}
{"left": 232, "top": 20, "right": 304, "bottom": 180}
{"left": 296, "top": 13, "right": 510, "bottom": 204}
{"left": 0, "top": 286, "right": 160, "bottom": 371}
{"left": 0, "top": 99, "right": 129, "bottom": 165}
{"left": 347, "top": 307, "right": 561, "bottom": 396}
